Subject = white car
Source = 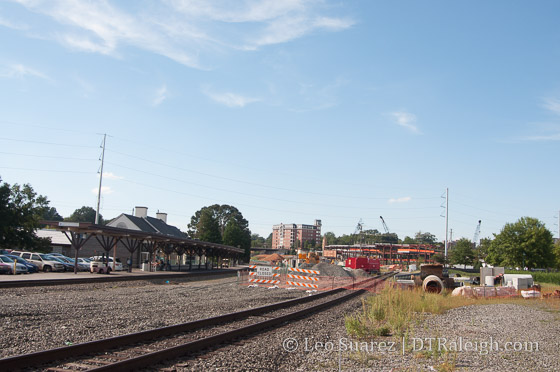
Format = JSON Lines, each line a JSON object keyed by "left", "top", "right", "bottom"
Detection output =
{"left": 89, "top": 256, "right": 123, "bottom": 271}
{"left": 19, "top": 252, "right": 65, "bottom": 272}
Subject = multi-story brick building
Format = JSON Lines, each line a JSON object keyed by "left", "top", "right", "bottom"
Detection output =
{"left": 271, "top": 220, "right": 322, "bottom": 249}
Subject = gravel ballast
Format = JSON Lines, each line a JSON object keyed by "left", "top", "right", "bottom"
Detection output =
{"left": 162, "top": 300, "right": 560, "bottom": 371}
{"left": 2, "top": 277, "right": 559, "bottom": 371}
{"left": 0, "top": 276, "right": 306, "bottom": 359}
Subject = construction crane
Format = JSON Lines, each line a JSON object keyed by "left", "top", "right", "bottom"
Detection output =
{"left": 473, "top": 220, "right": 482, "bottom": 248}
{"left": 354, "top": 219, "right": 364, "bottom": 253}
{"left": 380, "top": 216, "right": 390, "bottom": 234}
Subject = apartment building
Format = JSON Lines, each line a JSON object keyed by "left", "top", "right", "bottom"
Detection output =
{"left": 271, "top": 220, "right": 322, "bottom": 249}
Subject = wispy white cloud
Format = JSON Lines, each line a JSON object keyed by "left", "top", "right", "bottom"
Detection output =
{"left": 389, "top": 111, "right": 421, "bottom": 134}
{"left": 543, "top": 98, "right": 560, "bottom": 116}
{"left": 0, "top": 15, "right": 28, "bottom": 30}
{"left": 289, "top": 77, "right": 347, "bottom": 112}
{"left": 388, "top": 196, "right": 412, "bottom": 204}
{"left": 249, "top": 14, "right": 354, "bottom": 49}
{"left": 102, "top": 172, "right": 124, "bottom": 180}
{"left": 203, "top": 87, "right": 260, "bottom": 108}
{"left": 10, "top": 0, "right": 354, "bottom": 68}
{"left": 516, "top": 98, "right": 560, "bottom": 142}
{"left": 0, "top": 63, "right": 51, "bottom": 80}
{"left": 91, "top": 186, "right": 114, "bottom": 195}
{"left": 152, "top": 85, "right": 168, "bottom": 106}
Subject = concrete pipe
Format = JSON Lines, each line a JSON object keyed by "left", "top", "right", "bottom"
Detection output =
{"left": 422, "top": 275, "right": 444, "bottom": 294}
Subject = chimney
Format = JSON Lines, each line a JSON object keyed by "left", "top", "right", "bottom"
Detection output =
{"left": 156, "top": 212, "right": 167, "bottom": 223}
{"left": 135, "top": 206, "right": 148, "bottom": 218}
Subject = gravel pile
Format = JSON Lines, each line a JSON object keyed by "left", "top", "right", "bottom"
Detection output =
{"left": 0, "top": 276, "right": 306, "bottom": 358}
{"left": 311, "top": 263, "right": 353, "bottom": 277}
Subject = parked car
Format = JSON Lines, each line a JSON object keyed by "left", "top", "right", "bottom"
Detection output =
{"left": 51, "top": 255, "right": 89, "bottom": 272}
{"left": 19, "top": 252, "right": 65, "bottom": 272}
{"left": 77, "top": 258, "right": 91, "bottom": 265}
{"left": 71, "top": 258, "right": 90, "bottom": 271}
{"left": 90, "top": 259, "right": 112, "bottom": 274}
{"left": 0, "top": 262, "right": 12, "bottom": 274}
{"left": 90, "top": 256, "right": 123, "bottom": 271}
{"left": 46, "top": 256, "right": 75, "bottom": 272}
{"left": 0, "top": 255, "right": 28, "bottom": 274}
{"left": 4, "top": 254, "right": 39, "bottom": 273}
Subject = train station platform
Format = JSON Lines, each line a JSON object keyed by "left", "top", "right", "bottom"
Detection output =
{"left": 0, "top": 267, "right": 245, "bottom": 288}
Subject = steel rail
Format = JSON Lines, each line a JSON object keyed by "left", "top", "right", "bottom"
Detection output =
{"left": 90, "top": 272, "right": 395, "bottom": 372}
{"left": 0, "top": 287, "right": 348, "bottom": 370}
{"left": 0, "top": 273, "right": 392, "bottom": 371}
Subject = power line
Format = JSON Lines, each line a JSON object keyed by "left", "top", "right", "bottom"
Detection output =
{"left": 0, "top": 166, "right": 93, "bottom": 174}
{"left": 106, "top": 160, "right": 441, "bottom": 211}
{"left": 106, "top": 149, "right": 440, "bottom": 202}
{"left": 0, "top": 151, "right": 97, "bottom": 161}
{"left": 0, "top": 137, "right": 98, "bottom": 148}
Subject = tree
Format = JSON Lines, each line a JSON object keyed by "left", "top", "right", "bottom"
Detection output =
{"left": 553, "top": 240, "right": 560, "bottom": 269}
{"left": 41, "top": 207, "right": 63, "bottom": 222}
{"left": 188, "top": 204, "right": 248, "bottom": 237}
{"left": 0, "top": 178, "right": 52, "bottom": 250}
{"left": 223, "top": 220, "right": 243, "bottom": 246}
{"left": 265, "top": 233, "right": 272, "bottom": 248}
{"left": 251, "top": 233, "right": 265, "bottom": 248}
{"left": 477, "top": 237, "right": 492, "bottom": 261}
{"left": 379, "top": 233, "right": 399, "bottom": 244}
{"left": 402, "top": 236, "right": 415, "bottom": 244}
{"left": 432, "top": 253, "right": 445, "bottom": 264}
{"left": 65, "top": 206, "right": 102, "bottom": 224}
{"left": 323, "top": 231, "right": 337, "bottom": 245}
{"left": 223, "top": 219, "right": 251, "bottom": 259}
{"left": 414, "top": 231, "right": 437, "bottom": 245}
{"left": 195, "top": 209, "right": 222, "bottom": 244}
{"left": 450, "top": 238, "right": 475, "bottom": 266}
{"left": 486, "top": 217, "right": 554, "bottom": 269}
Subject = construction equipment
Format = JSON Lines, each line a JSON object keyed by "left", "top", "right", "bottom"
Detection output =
{"left": 473, "top": 220, "right": 481, "bottom": 248}
{"left": 298, "top": 252, "right": 320, "bottom": 264}
{"left": 345, "top": 257, "right": 380, "bottom": 273}
{"left": 380, "top": 216, "right": 390, "bottom": 233}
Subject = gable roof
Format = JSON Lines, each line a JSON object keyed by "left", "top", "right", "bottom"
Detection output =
{"left": 145, "top": 216, "right": 186, "bottom": 238}
{"left": 116, "top": 214, "right": 186, "bottom": 239}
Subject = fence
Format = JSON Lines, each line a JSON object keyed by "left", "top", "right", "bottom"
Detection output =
{"left": 239, "top": 265, "right": 377, "bottom": 291}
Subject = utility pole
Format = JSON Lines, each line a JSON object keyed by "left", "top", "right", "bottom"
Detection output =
{"left": 95, "top": 134, "right": 106, "bottom": 225}
{"left": 444, "top": 188, "right": 449, "bottom": 266}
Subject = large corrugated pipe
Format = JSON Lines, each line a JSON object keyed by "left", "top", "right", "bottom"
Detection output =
{"left": 422, "top": 275, "right": 444, "bottom": 294}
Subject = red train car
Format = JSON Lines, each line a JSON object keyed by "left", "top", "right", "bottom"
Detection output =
{"left": 345, "top": 257, "right": 380, "bottom": 273}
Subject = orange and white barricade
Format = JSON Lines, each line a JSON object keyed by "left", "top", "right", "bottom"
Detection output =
{"left": 286, "top": 267, "right": 320, "bottom": 289}
{"left": 247, "top": 265, "right": 281, "bottom": 286}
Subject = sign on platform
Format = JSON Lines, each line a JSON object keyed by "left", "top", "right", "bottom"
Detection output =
{"left": 256, "top": 266, "right": 273, "bottom": 277}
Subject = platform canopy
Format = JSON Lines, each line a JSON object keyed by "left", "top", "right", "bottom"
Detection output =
{"left": 40, "top": 220, "right": 244, "bottom": 256}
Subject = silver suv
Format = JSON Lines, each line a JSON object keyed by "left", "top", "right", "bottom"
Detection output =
{"left": 19, "top": 252, "right": 65, "bottom": 272}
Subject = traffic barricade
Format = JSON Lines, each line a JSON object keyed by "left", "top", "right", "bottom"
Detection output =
{"left": 286, "top": 267, "right": 320, "bottom": 289}
{"left": 246, "top": 265, "right": 281, "bottom": 286}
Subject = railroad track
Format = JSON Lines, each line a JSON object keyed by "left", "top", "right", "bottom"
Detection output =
{"left": 1, "top": 272, "right": 394, "bottom": 371}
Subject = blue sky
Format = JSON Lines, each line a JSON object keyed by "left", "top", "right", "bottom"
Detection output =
{"left": 1, "top": 0, "right": 559, "bottom": 242}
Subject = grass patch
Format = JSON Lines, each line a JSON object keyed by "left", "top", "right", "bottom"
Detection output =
{"left": 345, "top": 284, "right": 560, "bottom": 340}
{"left": 503, "top": 270, "right": 560, "bottom": 285}
{"left": 346, "top": 285, "right": 477, "bottom": 339}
